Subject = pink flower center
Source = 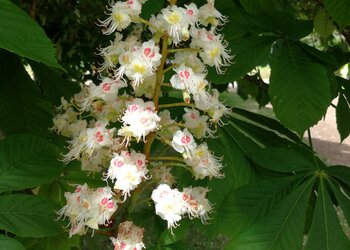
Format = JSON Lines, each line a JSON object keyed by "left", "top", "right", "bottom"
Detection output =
{"left": 207, "top": 34, "right": 213, "bottom": 40}
{"left": 137, "top": 159, "right": 143, "bottom": 167}
{"left": 128, "top": 104, "right": 139, "bottom": 112}
{"left": 181, "top": 135, "right": 191, "bottom": 144}
{"left": 114, "top": 159, "right": 124, "bottom": 167}
{"left": 107, "top": 201, "right": 114, "bottom": 209}
{"left": 101, "top": 197, "right": 108, "bottom": 205}
{"left": 187, "top": 9, "right": 194, "bottom": 15}
{"left": 95, "top": 131, "right": 104, "bottom": 142}
{"left": 190, "top": 113, "right": 196, "bottom": 119}
{"left": 144, "top": 47, "right": 155, "bottom": 58}
{"left": 102, "top": 83, "right": 111, "bottom": 92}
{"left": 180, "top": 70, "right": 190, "bottom": 79}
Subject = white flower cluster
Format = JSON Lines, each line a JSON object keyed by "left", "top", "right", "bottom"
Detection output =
{"left": 110, "top": 221, "right": 145, "bottom": 250}
{"left": 118, "top": 98, "right": 160, "bottom": 143}
{"left": 57, "top": 184, "right": 117, "bottom": 237}
{"left": 53, "top": 0, "right": 233, "bottom": 244}
{"left": 151, "top": 184, "right": 212, "bottom": 230}
{"left": 106, "top": 150, "right": 148, "bottom": 199}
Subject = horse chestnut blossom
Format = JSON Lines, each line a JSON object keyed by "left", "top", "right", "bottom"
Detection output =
{"left": 118, "top": 98, "right": 160, "bottom": 143}
{"left": 57, "top": 184, "right": 117, "bottom": 237}
{"left": 54, "top": 0, "right": 233, "bottom": 245}
{"left": 106, "top": 150, "right": 148, "bottom": 199}
{"left": 151, "top": 184, "right": 212, "bottom": 230}
{"left": 110, "top": 221, "right": 145, "bottom": 250}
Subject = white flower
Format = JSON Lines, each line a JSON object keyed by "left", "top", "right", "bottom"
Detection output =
{"left": 99, "top": 1, "right": 143, "bottom": 34}
{"left": 182, "top": 186, "right": 212, "bottom": 223}
{"left": 199, "top": 1, "right": 228, "bottom": 27}
{"left": 57, "top": 184, "right": 117, "bottom": 237}
{"left": 183, "top": 108, "right": 214, "bottom": 139}
{"left": 151, "top": 184, "right": 186, "bottom": 230}
{"left": 170, "top": 64, "right": 209, "bottom": 97}
{"left": 161, "top": 6, "right": 191, "bottom": 44}
{"left": 185, "top": 143, "right": 224, "bottom": 179}
{"left": 118, "top": 40, "right": 162, "bottom": 86}
{"left": 191, "top": 28, "right": 232, "bottom": 74}
{"left": 110, "top": 221, "right": 145, "bottom": 250}
{"left": 173, "top": 52, "right": 206, "bottom": 74}
{"left": 106, "top": 150, "right": 148, "bottom": 199}
{"left": 171, "top": 128, "right": 197, "bottom": 158}
{"left": 194, "top": 89, "right": 230, "bottom": 124}
{"left": 118, "top": 98, "right": 160, "bottom": 142}
{"left": 63, "top": 120, "right": 115, "bottom": 162}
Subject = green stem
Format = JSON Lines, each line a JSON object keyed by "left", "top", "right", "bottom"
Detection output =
{"left": 158, "top": 102, "right": 195, "bottom": 109}
{"left": 168, "top": 48, "right": 201, "bottom": 53}
{"left": 150, "top": 156, "right": 186, "bottom": 163}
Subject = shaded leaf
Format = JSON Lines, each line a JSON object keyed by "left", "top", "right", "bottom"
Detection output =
{"left": 0, "top": 50, "right": 52, "bottom": 136}
{"left": 314, "top": 8, "right": 336, "bottom": 39}
{"left": 0, "top": 235, "right": 25, "bottom": 250}
{"left": 336, "top": 93, "right": 350, "bottom": 142}
{"left": 324, "top": 0, "right": 350, "bottom": 30}
{"left": 0, "top": 0, "right": 61, "bottom": 69}
{"left": 327, "top": 165, "right": 350, "bottom": 189}
{"left": 158, "top": 220, "right": 191, "bottom": 246}
{"left": 21, "top": 233, "right": 80, "bottom": 250}
{"left": 30, "top": 61, "right": 80, "bottom": 106}
{"left": 0, "top": 194, "right": 62, "bottom": 237}
{"left": 0, "top": 134, "right": 64, "bottom": 192}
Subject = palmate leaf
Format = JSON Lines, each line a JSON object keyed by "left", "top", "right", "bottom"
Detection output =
{"left": 216, "top": 176, "right": 300, "bottom": 237}
{"left": 226, "top": 177, "right": 315, "bottom": 250}
{"left": 0, "top": 0, "right": 61, "bottom": 69}
{"left": 269, "top": 41, "right": 331, "bottom": 135}
{"left": 0, "top": 194, "right": 62, "bottom": 237}
{"left": 304, "top": 178, "right": 350, "bottom": 250}
{"left": 0, "top": 134, "right": 64, "bottom": 192}
{"left": 0, "top": 235, "right": 25, "bottom": 250}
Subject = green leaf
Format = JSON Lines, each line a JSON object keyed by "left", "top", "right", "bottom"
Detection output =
{"left": 314, "top": 8, "right": 336, "bottom": 39}
{"left": 226, "top": 178, "right": 314, "bottom": 250}
{"left": 327, "top": 165, "right": 350, "bottom": 189}
{"left": 329, "top": 180, "right": 350, "bottom": 234}
{"left": 140, "top": 0, "right": 164, "bottom": 19}
{"left": 269, "top": 41, "right": 331, "bottom": 135}
{"left": 304, "top": 179, "right": 350, "bottom": 250}
{"left": 336, "top": 93, "right": 350, "bottom": 142}
{"left": 0, "top": 194, "right": 62, "bottom": 237}
{"left": 252, "top": 147, "right": 315, "bottom": 172}
{"left": 158, "top": 220, "right": 191, "bottom": 246}
{"left": 30, "top": 61, "right": 80, "bottom": 106}
{"left": 0, "top": 235, "right": 25, "bottom": 250}
{"left": 21, "top": 233, "right": 80, "bottom": 250}
{"left": 0, "top": 0, "right": 61, "bottom": 69}
{"left": 0, "top": 50, "right": 53, "bottom": 136}
{"left": 215, "top": 35, "right": 274, "bottom": 81}
{"left": 0, "top": 134, "right": 64, "bottom": 192}
{"left": 217, "top": 176, "right": 299, "bottom": 237}
{"left": 324, "top": 0, "right": 350, "bottom": 30}
{"left": 240, "top": 0, "right": 294, "bottom": 14}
